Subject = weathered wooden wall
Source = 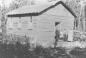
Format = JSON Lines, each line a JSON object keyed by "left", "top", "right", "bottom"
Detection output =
{"left": 6, "top": 4, "right": 74, "bottom": 47}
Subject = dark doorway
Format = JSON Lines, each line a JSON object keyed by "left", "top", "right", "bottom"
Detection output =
{"left": 55, "top": 22, "right": 60, "bottom": 26}
{"left": 54, "top": 22, "right": 60, "bottom": 48}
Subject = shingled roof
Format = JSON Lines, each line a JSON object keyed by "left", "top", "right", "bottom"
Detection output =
{"left": 7, "top": 1, "right": 77, "bottom": 18}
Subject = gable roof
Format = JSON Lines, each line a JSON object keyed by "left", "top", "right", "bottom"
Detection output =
{"left": 7, "top": 1, "right": 77, "bottom": 18}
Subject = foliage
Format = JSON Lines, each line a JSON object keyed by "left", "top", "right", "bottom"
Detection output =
{"left": 0, "top": 41, "right": 72, "bottom": 58}
{"left": 64, "top": 0, "right": 81, "bottom": 17}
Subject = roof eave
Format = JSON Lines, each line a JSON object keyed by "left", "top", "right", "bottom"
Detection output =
{"left": 7, "top": 1, "right": 77, "bottom": 18}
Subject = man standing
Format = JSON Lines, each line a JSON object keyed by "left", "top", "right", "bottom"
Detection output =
{"left": 54, "top": 22, "right": 60, "bottom": 48}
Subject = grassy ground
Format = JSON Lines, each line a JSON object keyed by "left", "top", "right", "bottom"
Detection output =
{"left": 0, "top": 42, "right": 86, "bottom": 58}
{"left": 70, "top": 47, "right": 86, "bottom": 58}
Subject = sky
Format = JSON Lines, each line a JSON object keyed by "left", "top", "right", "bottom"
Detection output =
{"left": 0, "top": 0, "right": 58, "bottom": 7}
{"left": 0, "top": 0, "right": 85, "bottom": 8}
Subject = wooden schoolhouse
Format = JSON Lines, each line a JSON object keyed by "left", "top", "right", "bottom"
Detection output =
{"left": 6, "top": 1, "right": 76, "bottom": 47}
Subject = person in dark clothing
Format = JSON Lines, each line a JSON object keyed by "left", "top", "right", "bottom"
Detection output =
{"left": 54, "top": 30, "right": 60, "bottom": 48}
{"left": 54, "top": 22, "right": 60, "bottom": 48}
